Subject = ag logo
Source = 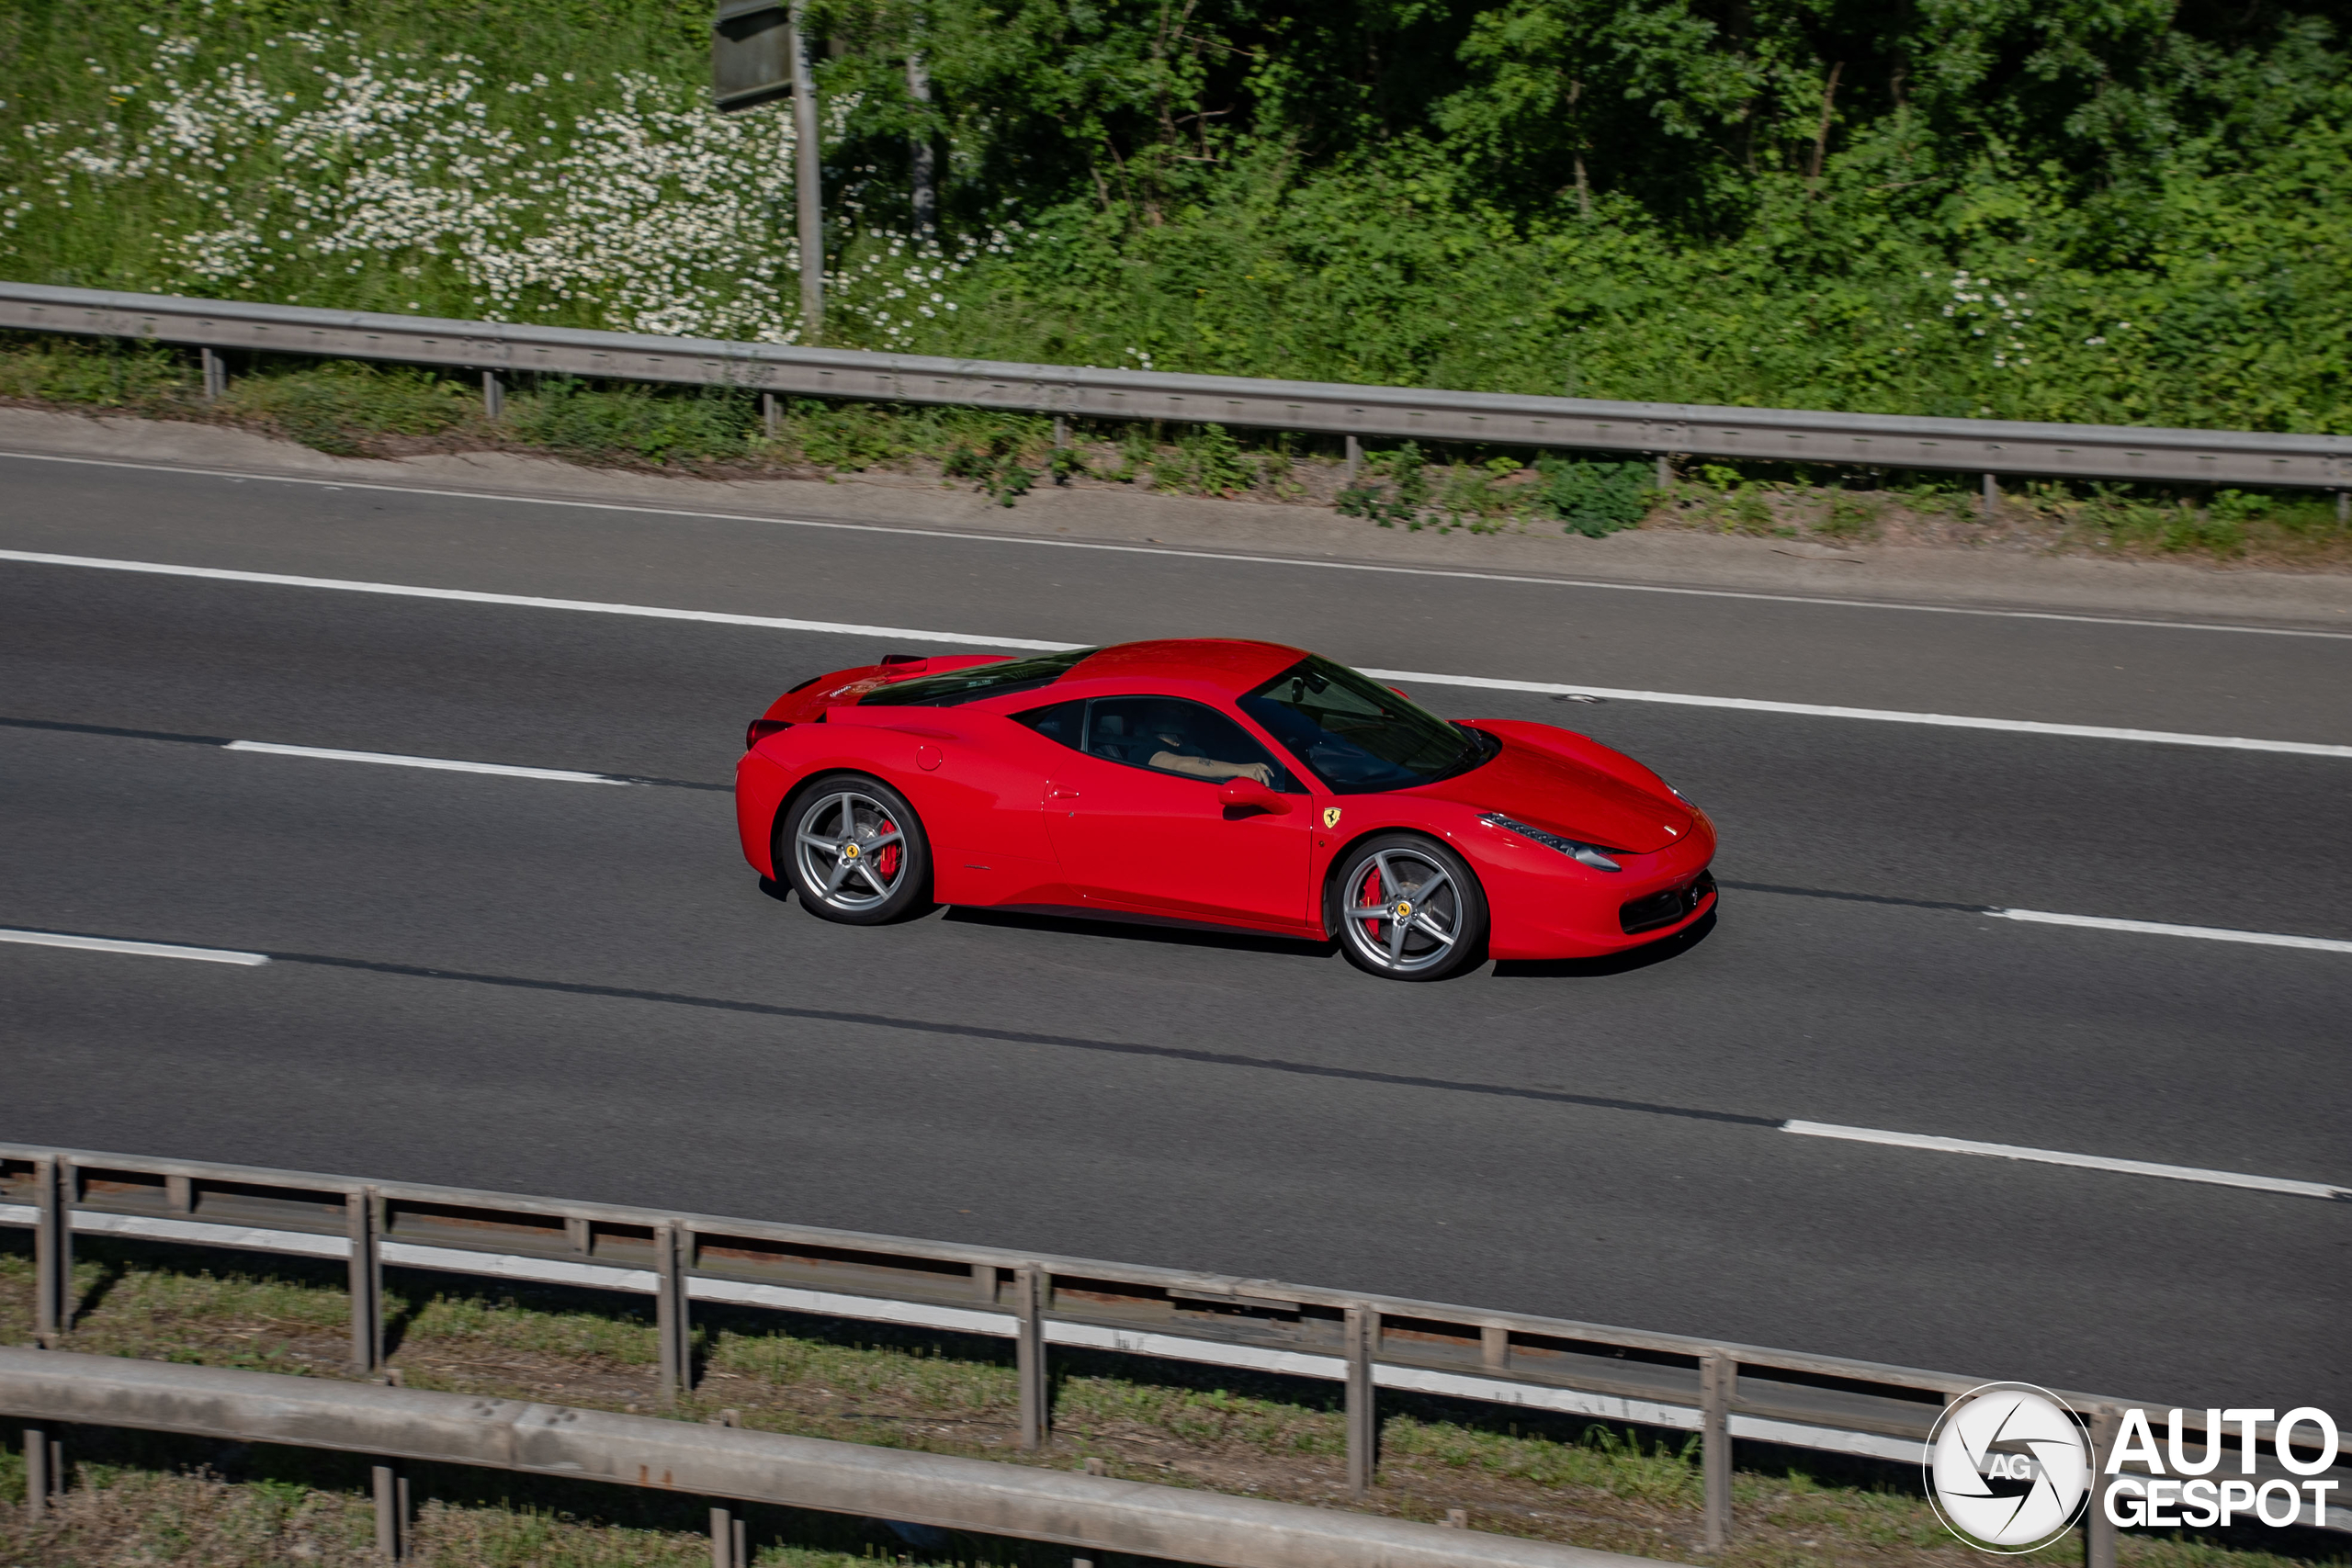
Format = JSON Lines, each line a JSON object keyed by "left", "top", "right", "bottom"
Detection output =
{"left": 1321, "top": 807, "right": 1342, "bottom": 829}
{"left": 1928, "top": 1382, "right": 2091, "bottom": 1552}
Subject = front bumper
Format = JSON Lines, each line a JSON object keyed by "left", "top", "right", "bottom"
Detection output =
{"left": 1478, "top": 818, "right": 1718, "bottom": 961}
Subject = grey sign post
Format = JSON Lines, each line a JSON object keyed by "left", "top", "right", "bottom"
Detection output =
{"left": 712, "top": 0, "right": 793, "bottom": 110}
{"left": 714, "top": 0, "right": 823, "bottom": 339}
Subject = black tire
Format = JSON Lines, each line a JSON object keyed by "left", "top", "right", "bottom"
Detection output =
{"left": 777, "top": 773, "right": 933, "bottom": 926}
{"left": 1327, "top": 832, "right": 1488, "bottom": 981}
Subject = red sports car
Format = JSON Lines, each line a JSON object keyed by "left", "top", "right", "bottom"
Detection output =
{"left": 735, "top": 639, "right": 1715, "bottom": 980}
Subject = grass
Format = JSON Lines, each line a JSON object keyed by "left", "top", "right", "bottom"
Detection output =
{"left": 4, "top": 330, "right": 2349, "bottom": 566}
{"left": 3, "top": 1237, "right": 2346, "bottom": 1568}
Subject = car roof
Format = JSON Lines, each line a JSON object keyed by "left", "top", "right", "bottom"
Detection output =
{"left": 1062, "top": 638, "right": 1306, "bottom": 695}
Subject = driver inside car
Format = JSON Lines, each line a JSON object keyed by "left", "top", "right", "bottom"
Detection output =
{"left": 1115, "top": 704, "right": 1275, "bottom": 786}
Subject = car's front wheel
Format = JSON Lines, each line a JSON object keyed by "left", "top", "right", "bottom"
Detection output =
{"left": 1329, "top": 833, "right": 1487, "bottom": 980}
{"left": 781, "top": 773, "right": 931, "bottom": 925}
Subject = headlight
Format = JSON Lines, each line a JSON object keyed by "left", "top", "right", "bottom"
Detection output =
{"left": 1480, "top": 811, "right": 1622, "bottom": 872}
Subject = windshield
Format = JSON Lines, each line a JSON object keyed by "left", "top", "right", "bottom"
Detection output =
{"left": 859, "top": 648, "right": 1097, "bottom": 706}
{"left": 1238, "top": 655, "right": 1490, "bottom": 794}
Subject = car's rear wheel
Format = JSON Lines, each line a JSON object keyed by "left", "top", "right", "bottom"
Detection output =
{"left": 1329, "top": 833, "right": 1487, "bottom": 980}
{"left": 781, "top": 773, "right": 931, "bottom": 925}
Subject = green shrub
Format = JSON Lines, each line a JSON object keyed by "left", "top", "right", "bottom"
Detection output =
{"left": 1151, "top": 422, "right": 1255, "bottom": 497}
{"left": 503, "top": 380, "right": 749, "bottom": 464}
{"left": 228, "top": 364, "right": 469, "bottom": 455}
{"left": 1536, "top": 457, "right": 1653, "bottom": 537}
{"left": 1335, "top": 441, "right": 1437, "bottom": 528}
{"left": 942, "top": 437, "right": 1035, "bottom": 505}
{"left": 0, "top": 335, "right": 189, "bottom": 407}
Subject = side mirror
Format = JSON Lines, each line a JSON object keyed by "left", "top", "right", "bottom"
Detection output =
{"left": 1219, "top": 776, "right": 1291, "bottom": 815}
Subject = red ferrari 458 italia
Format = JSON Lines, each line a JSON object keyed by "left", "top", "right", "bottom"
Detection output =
{"left": 736, "top": 639, "right": 1715, "bottom": 980}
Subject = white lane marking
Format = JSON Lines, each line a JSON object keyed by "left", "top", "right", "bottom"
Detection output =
{"left": 224, "top": 739, "right": 634, "bottom": 784}
{"left": 0, "top": 549, "right": 1070, "bottom": 651}
{"left": 6, "top": 448, "right": 2348, "bottom": 639}
{"left": 1781, "top": 1121, "right": 2350, "bottom": 1201}
{"left": 1357, "top": 667, "right": 2352, "bottom": 759}
{"left": 1991, "top": 908, "right": 2352, "bottom": 953}
{"left": 0, "top": 927, "right": 271, "bottom": 965}
{"left": 7, "top": 548, "right": 2347, "bottom": 757}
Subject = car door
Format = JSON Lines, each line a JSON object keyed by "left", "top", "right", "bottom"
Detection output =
{"left": 1018, "top": 694, "right": 1314, "bottom": 929}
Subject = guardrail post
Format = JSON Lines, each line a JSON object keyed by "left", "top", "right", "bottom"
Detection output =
{"left": 348, "top": 1186, "right": 383, "bottom": 1376}
{"left": 371, "top": 1461, "right": 406, "bottom": 1560}
{"left": 1014, "top": 1265, "right": 1047, "bottom": 1450}
{"left": 1700, "top": 1350, "right": 1734, "bottom": 1551}
{"left": 657, "top": 1223, "right": 692, "bottom": 1407}
{"left": 23, "top": 1423, "right": 49, "bottom": 1520}
{"left": 34, "top": 1156, "right": 73, "bottom": 1347}
{"left": 708, "top": 1504, "right": 745, "bottom": 1568}
{"left": 1980, "top": 472, "right": 1998, "bottom": 520}
{"left": 1480, "top": 1325, "right": 1508, "bottom": 1371}
{"left": 761, "top": 391, "right": 781, "bottom": 440}
{"left": 481, "top": 370, "right": 504, "bottom": 421}
{"left": 1345, "top": 1304, "right": 1376, "bottom": 1497}
{"left": 200, "top": 346, "right": 226, "bottom": 401}
{"left": 1656, "top": 454, "right": 1672, "bottom": 490}
{"left": 2338, "top": 490, "right": 2348, "bottom": 525}
{"left": 2085, "top": 1404, "right": 2118, "bottom": 1568}
{"left": 1344, "top": 434, "right": 1361, "bottom": 480}
{"left": 1052, "top": 414, "right": 1068, "bottom": 448}
{"left": 166, "top": 1174, "right": 193, "bottom": 1213}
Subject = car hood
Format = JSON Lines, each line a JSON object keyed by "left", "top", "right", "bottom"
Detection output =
{"left": 1417, "top": 731, "right": 1695, "bottom": 853}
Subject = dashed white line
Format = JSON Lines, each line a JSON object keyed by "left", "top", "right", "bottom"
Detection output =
{"left": 6, "top": 549, "right": 2347, "bottom": 758}
{"left": 7, "top": 448, "right": 2346, "bottom": 638}
{"left": 1990, "top": 908, "right": 2352, "bottom": 953}
{"left": 2, "top": 917, "right": 2342, "bottom": 1202}
{"left": 1781, "top": 1121, "right": 2349, "bottom": 1201}
{"left": 0, "top": 928, "right": 271, "bottom": 965}
{"left": 224, "top": 739, "right": 634, "bottom": 784}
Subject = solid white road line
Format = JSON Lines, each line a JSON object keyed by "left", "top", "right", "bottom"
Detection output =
{"left": 1781, "top": 1121, "right": 2350, "bottom": 1201}
{"left": 223, "top": 739, "right": 634, "bottom": 784}
{"left": 0, "top": 548, "right": 1071, "bottom": 652}
{"left": 1991, "top": 908, "right": 2352, "bottom": 953}
{"left": 1356, "top": 668, "right": 2352, "bottom": 759}
{"left": 0, "top": 928, "right": 271, "bottom": 966}
{"left": 8, "top": 548, "right": 2348, "bottom": 758}
{"left": 8, "top": 448, "right": 2347, "bottom": 639}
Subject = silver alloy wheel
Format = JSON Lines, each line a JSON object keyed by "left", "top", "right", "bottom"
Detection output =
{"left": 1340, "top": 846, "right": 1463, "bottom": 975}
{"left": 792, "top": 789, "right": 908, "bottom": 913}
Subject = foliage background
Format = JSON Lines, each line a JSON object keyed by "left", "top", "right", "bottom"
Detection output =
{"left": 1, "top": 0, "right": 2346, "bottom": 432}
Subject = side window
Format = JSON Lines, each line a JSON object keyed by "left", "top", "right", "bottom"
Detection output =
{"left": 1012, "top": 699, "right": 1087, "bottom": 748}
{"left": 1083, "top": 696, "right": 1292, "bottom": 790}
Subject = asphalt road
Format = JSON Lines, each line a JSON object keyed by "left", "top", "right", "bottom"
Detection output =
{"left": 2, "top": 450, "right": 2346, "bottom": 1418}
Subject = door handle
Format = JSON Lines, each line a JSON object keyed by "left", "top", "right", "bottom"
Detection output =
{"left": 1046, "top": 785, "right": 1081, "bottom": 801}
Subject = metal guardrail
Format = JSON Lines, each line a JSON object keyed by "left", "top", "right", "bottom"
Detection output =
{"left": 1, "top": 1144, "right": 2344, "bottom": 1560}
{"left": 3, "top": 281, "right": 2347, "bottom": 491}
{"left": 1, "top": 1348, "right": 1657, "bottom": 1568}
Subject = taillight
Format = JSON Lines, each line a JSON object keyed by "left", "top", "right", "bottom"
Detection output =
{"left": 746, "top": 718, "right": 792, "bottom": 750}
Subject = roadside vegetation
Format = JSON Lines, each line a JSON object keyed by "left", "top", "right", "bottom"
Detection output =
{"left": 2, "top": 0, "right": 2347, "bottom": 436}
{"left": 4, "top": 1237, "right": 2345, "bottom": 1568}
{"left": 6, "top": 331, "right": 2348, "bottom": 569}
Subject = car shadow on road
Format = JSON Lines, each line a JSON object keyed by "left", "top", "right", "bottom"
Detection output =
{"left": 1486, "top": 908, "right": 1717, "bottom": 979}
{"left": 941, "top": 904, "right": 1340, "bottom": 959}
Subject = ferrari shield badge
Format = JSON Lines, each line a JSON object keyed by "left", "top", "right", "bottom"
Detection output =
{"left": 1321, "top": 807, "right": 1342, "bottom": 829}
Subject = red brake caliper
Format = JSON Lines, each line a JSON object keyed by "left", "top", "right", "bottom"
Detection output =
{"left": 875, "top": 815, "right": 901, "bottom": 880}
{"left": 1358, "top": 865, "right": 1385, "bottom": 942}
